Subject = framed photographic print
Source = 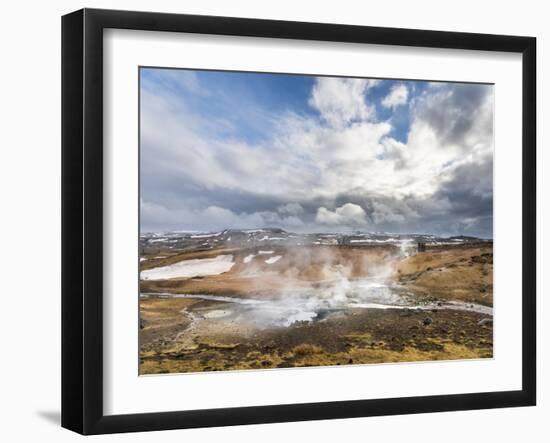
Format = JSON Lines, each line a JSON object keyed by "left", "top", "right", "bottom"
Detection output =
{"left": 61, "top": 8, "right": 536, "bottom": 435}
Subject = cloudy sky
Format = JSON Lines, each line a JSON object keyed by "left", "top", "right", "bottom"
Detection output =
{"left": 140, "top": 68, "right": 493, "bottom": 237}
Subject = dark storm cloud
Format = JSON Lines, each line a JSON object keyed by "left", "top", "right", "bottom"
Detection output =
{"left": 413, "top": 83, "right": 493, "bottom": 148}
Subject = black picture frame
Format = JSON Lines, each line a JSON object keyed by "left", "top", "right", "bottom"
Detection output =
{"left": 61, "top": 8, "right": 536, "bottom": 435}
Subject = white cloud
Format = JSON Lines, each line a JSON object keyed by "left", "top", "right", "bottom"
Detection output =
{"left": 315, "top": 203, "right": 367, "bottom": 226}
{"left": 380, "top": 137, "right": 411, "bottom": 170}
{"left": 141, "top": 75, "right": 493, "bottom": 236}
{"left": 141, "top": 199, "right": 306, "bottom": 232}
{"left": 277, "top": 202, "right": 304, "bottom": 216}
{"left": 142, "top": 81, "right": 492, "bottom": 206}
{"left": 371, "top": 201, "right": 406, "bottom": 224}
{"left": 309, "top": 78, "right": 378, "bottom": 127}
{"left": 382, "top": 84, "right": 409, "bottom": 109}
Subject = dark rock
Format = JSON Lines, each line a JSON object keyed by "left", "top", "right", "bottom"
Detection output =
{"left": 423, "top": 317, "right": 433, "bottom": 326}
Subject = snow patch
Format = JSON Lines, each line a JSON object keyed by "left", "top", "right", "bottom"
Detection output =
{"left": 265, "top": 255, "right": 282, "bottom": 264}
{"left": 243, "top": 254, "right": 256, "bottom": 263}
{"left": 140, "top": 255, "right": 234, "bottom": 280}
{"left": 190, "top": 232, "right": 221, "bottom": 238}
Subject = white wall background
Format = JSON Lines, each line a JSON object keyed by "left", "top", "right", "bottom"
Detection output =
{"left": 0, "top": 0, "right": 546, "bottom": 441}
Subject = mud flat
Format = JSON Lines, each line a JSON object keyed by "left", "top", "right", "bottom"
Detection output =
{"left": 139, "top": 243, "right": 493, "bottom": 374}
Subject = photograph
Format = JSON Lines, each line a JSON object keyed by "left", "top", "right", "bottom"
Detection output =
{"left": 138, "top": 68, "right": 494, "bottom": 375}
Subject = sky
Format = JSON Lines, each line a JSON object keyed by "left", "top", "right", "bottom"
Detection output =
{"left": 140, "top": 68, "right": 494, "bottom": 238}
